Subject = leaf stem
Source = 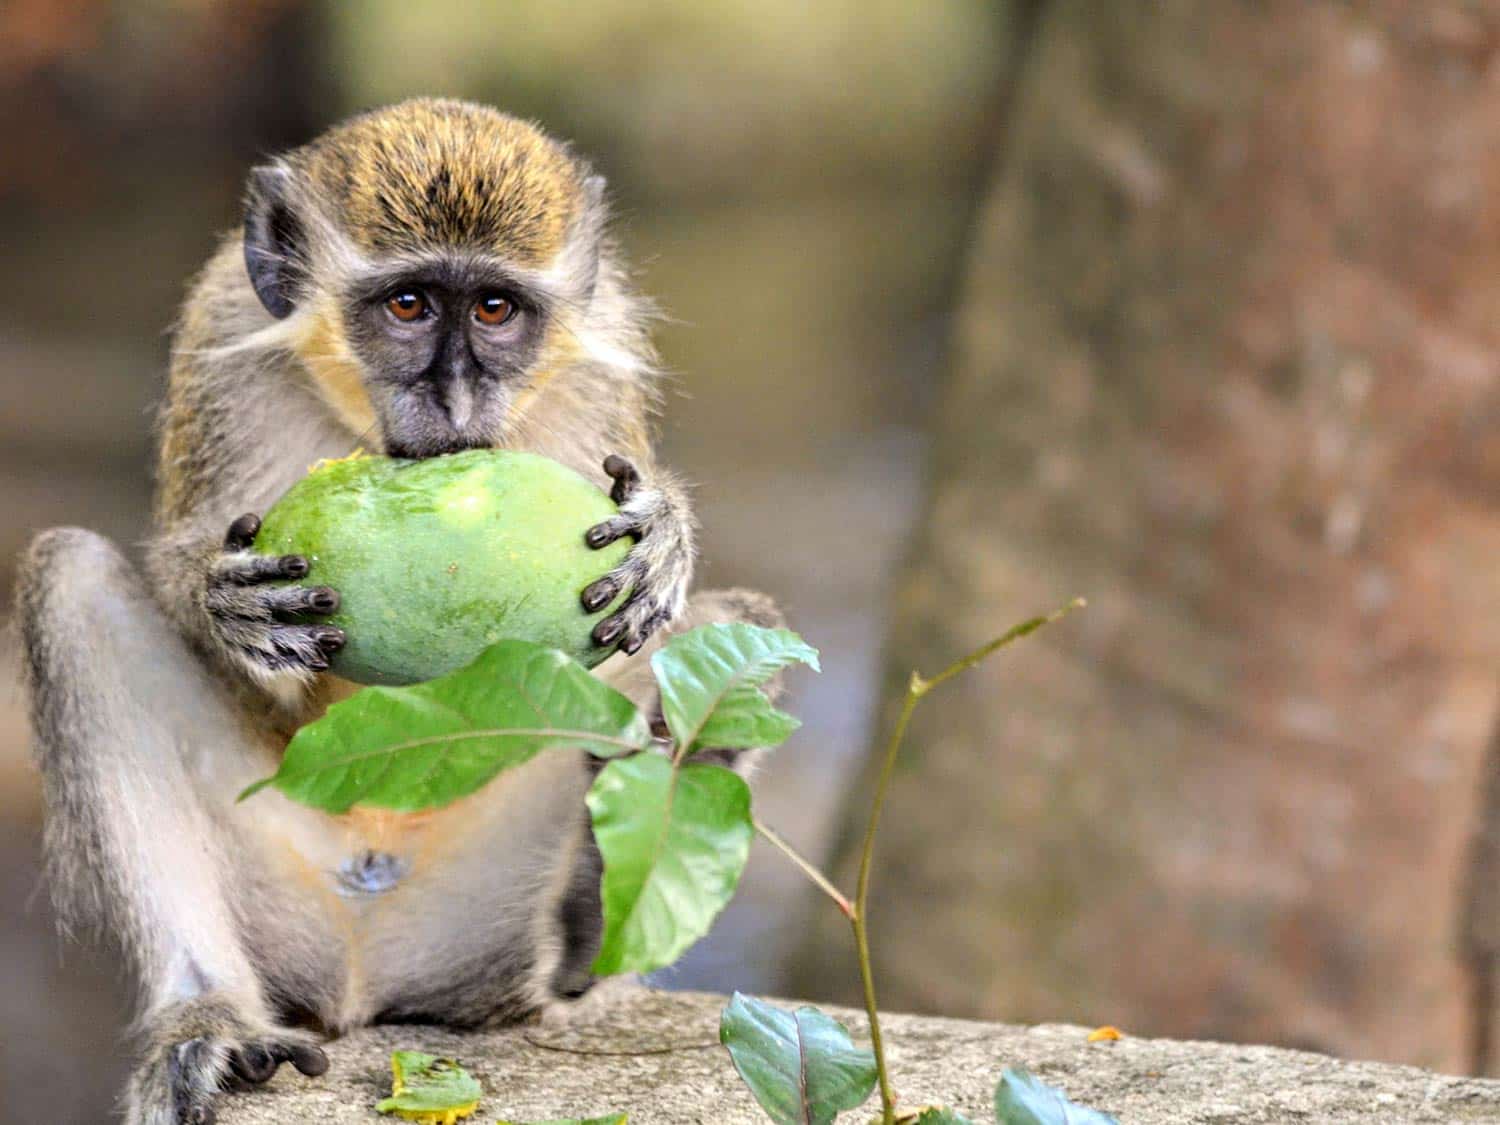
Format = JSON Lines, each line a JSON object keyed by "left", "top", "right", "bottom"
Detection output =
{"left": 752, "top": 817, "right": 853, "bottom": 918}
{"left": 850, "top": 597, "right": 1085, "bottom": 1125}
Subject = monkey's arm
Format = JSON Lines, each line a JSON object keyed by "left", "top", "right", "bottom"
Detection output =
{"left": 18, "top": 529, "right": 330, "bottom": 1124}
{"left": 145, "top": 358, "right": 352, "bottom": 701}
{"left": 580, "top": 454, "right": 697, "bottom": 655}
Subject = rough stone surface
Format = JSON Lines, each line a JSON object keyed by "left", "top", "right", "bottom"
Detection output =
{"left": 217, "top": 989, "right": 1500, "bottom": 1124}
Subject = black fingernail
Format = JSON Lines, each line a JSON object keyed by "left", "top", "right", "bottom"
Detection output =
{"left": 622, "top": 634, "right": 644, "bottom": 656}
{"left": 316, "top": 626, "right": 346, "bottom": 652}
{"left": 593, "top": 617, "right": 625, "bottom": 647}
{"left": 191, "top": 1105, "right": 216, "bottom": 1125}
{"left": 581, "top": 577, "right": 617, "bottom": 612}
{"left": 289, "top": 1044, "right": 330, "bottom": 1077}
{"left": 307, "top": 654, "right": 330, "bottom": 672}
{"left": 225, "top": 513, "right": 261, "bottom": 550}
{"left": 281, "top": 555, "right": 310, "bottom": 579}
{"left": 309, "top": 588, "right": 340, "bottom": 613}
{"left": 585, "top": 524, "right": 615, "bottom": 549}
{"left": 603, "top": 454, "right": 630, "bottom": 476}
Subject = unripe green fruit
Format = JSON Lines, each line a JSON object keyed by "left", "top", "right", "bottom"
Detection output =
{"left": 255, "top": 450, "right": 630, "bottom": 685}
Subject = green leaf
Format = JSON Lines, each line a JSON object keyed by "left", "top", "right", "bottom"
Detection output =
{"left": 994, "top": 1069, "right": 1118, "bottom": 1125}
{"left": 495, "top": 1116, "right": 626, "bottom": 1125}
{"left": 375, "top": 1051, "right": 482, "bottom": 1119}
{"left": 719, "top": 993, "right": 878, "bottom": 1125}
{"left": 651, "top": 623, "right": 820, "bottom": 754}
{"left": 241, "top": 640, "right": 651, "bottom": 813}
{"left": 588, "top": 756, "right": 752, "bottom": 975}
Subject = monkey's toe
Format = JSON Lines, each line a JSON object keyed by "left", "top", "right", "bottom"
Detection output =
{"left": 271, "top": 1040, "right": 330, "bottom": 1077}
{"left": 228, "top": 1043, "right": 276, "bottom": 1085}
{"left": 220, "top": 1036, "right": 330, "bottom": 1094}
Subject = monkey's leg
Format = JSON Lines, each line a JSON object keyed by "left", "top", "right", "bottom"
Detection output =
{"left": 545, "top": 586, "right": 785, "bottom": 1007}
{"left": 17, "top": 528, "right": 327, "bottom": 1125}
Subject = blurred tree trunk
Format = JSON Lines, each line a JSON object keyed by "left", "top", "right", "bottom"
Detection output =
{"left": 797, "top": 1, "right": 1500, "bottom": 1074}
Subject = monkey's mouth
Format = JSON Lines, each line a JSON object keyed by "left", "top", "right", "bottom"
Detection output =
{"left": 380, "top": 394, "right": 505, "bottom": 461}
{"left": 384, "top": 432, "right": 494, "bottom": 460}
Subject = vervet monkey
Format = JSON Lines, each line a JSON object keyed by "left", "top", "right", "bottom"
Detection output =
{"left": 18, "top": 98, "right": 780, "bottom": 1125}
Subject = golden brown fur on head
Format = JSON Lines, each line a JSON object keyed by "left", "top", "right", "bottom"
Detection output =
{"left": 291, "top": 98, "right": 584, "bottom": 266}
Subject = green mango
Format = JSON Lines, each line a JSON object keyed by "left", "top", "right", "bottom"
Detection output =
{"left": 255, "top": 449, "right": 630, "bottom": 685}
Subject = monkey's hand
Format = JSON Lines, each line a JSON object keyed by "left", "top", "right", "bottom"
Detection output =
{"left": 202, "top": 513, "right": 346, "bottom": 684}
{"left": 580, "top": 455, "right": 695, "bottom": 656}
{"left": 126, "top": 995, "right": 328, "bottom": 1125}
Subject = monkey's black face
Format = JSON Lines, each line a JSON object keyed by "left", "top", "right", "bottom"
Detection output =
{"left": 345, "top": 260, "right": 548, "bottom": 459}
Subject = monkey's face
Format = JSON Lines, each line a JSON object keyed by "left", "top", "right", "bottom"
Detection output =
{"left": 238, "top": 100, "right": 604, "bottom": 460}
{"left": 345, "top": 260, "right": 546, "bottom": 458}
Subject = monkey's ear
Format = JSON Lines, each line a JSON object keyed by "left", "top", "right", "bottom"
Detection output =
{"left": 555, "top": 173, "right": 607, "bottom": 301}
{"left": 243, "top": 164, "right": 306, "bottom": 319}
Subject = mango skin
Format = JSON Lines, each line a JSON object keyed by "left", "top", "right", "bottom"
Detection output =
{"left": 255, "top": 450, "right": 631, "bottom": 685}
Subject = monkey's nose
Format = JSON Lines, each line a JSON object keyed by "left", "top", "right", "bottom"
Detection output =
{"left": 438, "top": 377, "right": 475, "bottom": 431}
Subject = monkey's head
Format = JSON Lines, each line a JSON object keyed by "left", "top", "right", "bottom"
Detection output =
{"left": 241, "top": 99, "right": 611, "bottom": 458}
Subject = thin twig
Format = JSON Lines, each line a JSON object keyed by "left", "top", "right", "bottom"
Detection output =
{"left": 753, "top": 817, "right": 853, "bottom": 918}
{"left": 851, "top": 597, "right": 1086, "bottom": 1124}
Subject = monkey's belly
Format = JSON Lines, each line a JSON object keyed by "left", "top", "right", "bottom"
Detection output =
{"left": 241, "top": 748, "right": 591, "bottom": 1028}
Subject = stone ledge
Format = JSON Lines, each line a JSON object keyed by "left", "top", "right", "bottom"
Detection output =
{"left": 218, "top": 988, "right": 1500, "bottom": 1124}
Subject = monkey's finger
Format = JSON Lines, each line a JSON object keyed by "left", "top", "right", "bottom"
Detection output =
{"left": 592, "top": 572, "right": 670, "bottom": 654}
{"left": 224, "top": 513, "right": 262, "bottom": 551}
{"left": 620, "top": 605, "right": 672, "bottom": 656}
{"left": 229, "top": 1043, "right": 277, "bottom": 1085}
{"left": 314, "top": 626, "right": 347, "bottom": 653}
{"left": 260, "top": 624, "right": 345, "bottom": 674}
{"left": 602, "top": 455, "right": 641, "bottom": 504}
{"left": 581, "top": 575, "right": 620, "bottom": 613}
{"left": 222, "top": 553, "right": 310, "bottom": 585}
{"left": 266, "top": 585, "right": 341, "bottom": 619}
{"left": 585, "top": 515, "right": 639, "bottom": 550}
{"left": 592, "top": 615, "right": 627, "bottom": 648}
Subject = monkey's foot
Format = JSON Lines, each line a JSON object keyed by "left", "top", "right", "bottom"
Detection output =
{"left": 581, "top": 455, "right": 693, "bottom": 655}
{"left": 203, "top": 512, "right": 346, "bottom": 682}
{"left": 126, "top": 996, "right": 328, "bottom": 1125}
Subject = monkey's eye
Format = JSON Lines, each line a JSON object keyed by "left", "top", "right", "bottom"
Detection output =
{"left": 385, "top": 291, "right": 428, "bottom": 322}
{"left": 473, "top": 294, "right": 516, "bottom": 326}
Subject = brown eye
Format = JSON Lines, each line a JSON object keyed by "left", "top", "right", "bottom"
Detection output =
{"left": 474, "top": 294, "right": 516, "bottom": 326}
{"left": 386, "top": 291, "right": 427, "bottom": 322}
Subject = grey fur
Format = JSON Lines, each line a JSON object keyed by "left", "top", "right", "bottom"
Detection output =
{"left": 16, "top": 100, "right": 780, "bottom": 1125}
